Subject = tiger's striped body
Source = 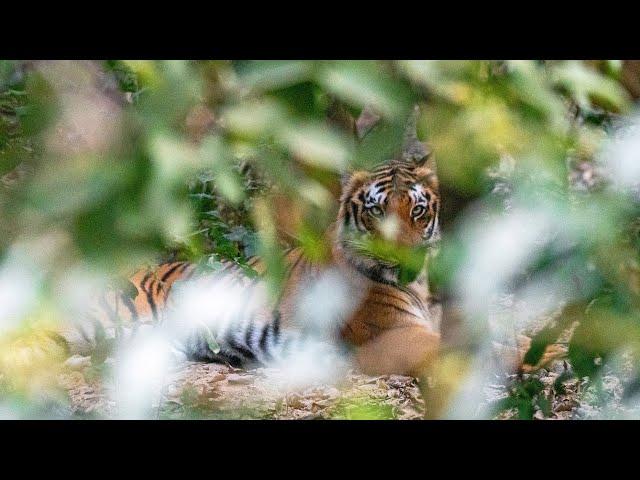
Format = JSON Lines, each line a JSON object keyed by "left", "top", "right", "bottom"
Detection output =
{"left": 53, "top": 154, "right": 442, "bottom": 377}
{"left": 58, "top": 262, "right": 200, "bottom": 356}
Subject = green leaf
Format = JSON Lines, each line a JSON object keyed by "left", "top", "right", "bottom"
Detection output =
{"left": 234, "top": 61, "right": 314, "bottom": 93}
{"left": 201, "top": 324, "right": 221, "bottom": 355}
{"left": 553, "top": 370, "right": 575, "bottom": 395}
{"left": 568, "top": 343, "right": 600, "bottom": 379}
{"left": 317, "top": 61, "right": 414, "bottom": 120}
{"left": 523, "top": 340, "right": 548, "bottom": 368}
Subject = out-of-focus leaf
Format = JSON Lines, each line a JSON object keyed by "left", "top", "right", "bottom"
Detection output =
{"left": 552, "top": 61, "right": 630, "bottom": 112}
{"left": 277, "top": 122, "right": 351, "bottom": 172}
{"left": 317, "top": 61, "right": 414, "bottom": 119}
{"left": 234, "top": 61, "right": 314, "bottom": 93}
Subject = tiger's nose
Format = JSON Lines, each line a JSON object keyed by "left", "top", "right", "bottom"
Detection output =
{"left": 378, "top": 214, "right": 400, "bottom": 242}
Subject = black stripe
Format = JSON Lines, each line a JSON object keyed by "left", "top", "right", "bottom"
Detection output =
{"left": 140, "top": 271, "right": 153, "bottom": 290}
{"left": 143, "top": 278, "right": 159, "bottom": 322}
{"left": 397, "top": 284, "right": 427, "bottom": 311}
{"left": 161, "top": 262, "right": 187, "bottom": 283}
{"left": 368, "top": 300, "right": 422, "bottom": 319}
{"left": 232, "top": 344, "right": 256, "bottom": 362}
{"left": 244, "top": 321, "right": 255, "bottom": 348}
{"left": 177, "top": 262, "right": 191, "bottom": 273}
{"left": 258, "top": 323, "right": 271, "bottom": 352}
{"left": 351, "top": 202, "right": 364, "bottom": 231}
{"left": 373, "top": 165, "right": 392, "bottom": 175}
{"left": 152, "top": 262, "right": 186, "bottom": 299}
{"left": 354, "top": 263, "right": 396, "bottom": 285}
{"left": 226, "top": 331, "right": 256, "bottom": 362}
{"left": 272, "top": 310, "right": 281, "bottom": 337}
{"left": 370, "top": 291, "right": 414, "bottom": 310}
{"left": 343, "top": 205, "right": 351, "bottom": 226}
{"left": 164, "top": 263, "right": 197, "bottom": 300}
{"left": 180, "top": 263, "right": 198, "bottom": 281}
{"left": 119, "top": 291, "right": 139, "bottom": 322}
{"left": 374, "top": 179, "right": 392, "bottom": 189}
{"left": 426, "top": 219, "right": 435, "bottom": 237}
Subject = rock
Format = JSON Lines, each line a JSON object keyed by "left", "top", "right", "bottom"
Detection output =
{"left": 226, "top": 373, "right": 253, "bottom": 384}
{"left": 533, "top": 410, "right": 546, "bottom": 420}
{"left": 63, "top": 355, "right": 92, "bottom": 371}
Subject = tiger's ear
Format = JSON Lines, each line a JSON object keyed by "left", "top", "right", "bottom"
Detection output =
{"left": 340, "top": 170, "right": 370, "bottom": 199}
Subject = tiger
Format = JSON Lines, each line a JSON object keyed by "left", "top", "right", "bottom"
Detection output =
{"left": 49, "top": 150, "right": 443, "bottom": 379}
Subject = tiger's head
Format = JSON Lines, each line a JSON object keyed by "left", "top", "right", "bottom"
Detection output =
{"left": 335, "top": 153, "right": 440, "bottom": 283}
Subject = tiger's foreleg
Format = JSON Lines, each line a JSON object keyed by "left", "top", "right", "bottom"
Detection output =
{"left": 353, "top": 325, "right": 454, "bottom": 418}
{"left": 353, "top": 325, "right": 440, "bottom": 378}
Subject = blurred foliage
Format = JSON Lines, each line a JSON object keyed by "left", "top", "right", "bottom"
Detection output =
{"left": 497, "top": 376, "right": 551, "bottom": 420}
{"left": 1, "top": 59, "right": 640, "bottom": 419}
{"left": 331, "top": 394, "right": 397, "bottom": 420}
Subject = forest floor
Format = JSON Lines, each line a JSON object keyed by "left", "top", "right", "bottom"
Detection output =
{"left": 56, "top": 333, "right": 635, "bottom": 420}
{"left": 55, "top": 292, "right": 636, "bottom": 420}
{"left": 59, "top": 362, "right": 426, "bottom": 420}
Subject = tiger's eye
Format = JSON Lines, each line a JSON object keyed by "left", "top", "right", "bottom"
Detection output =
{"left": 411, "top": 205, "right": 426, "bottom": 218}
{"left": 369, "top": 205, "right": 384, "bottom": 218}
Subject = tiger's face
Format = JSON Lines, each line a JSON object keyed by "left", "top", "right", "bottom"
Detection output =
{"left": 336, "top": 157, "right": 440, "bottom": 282}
